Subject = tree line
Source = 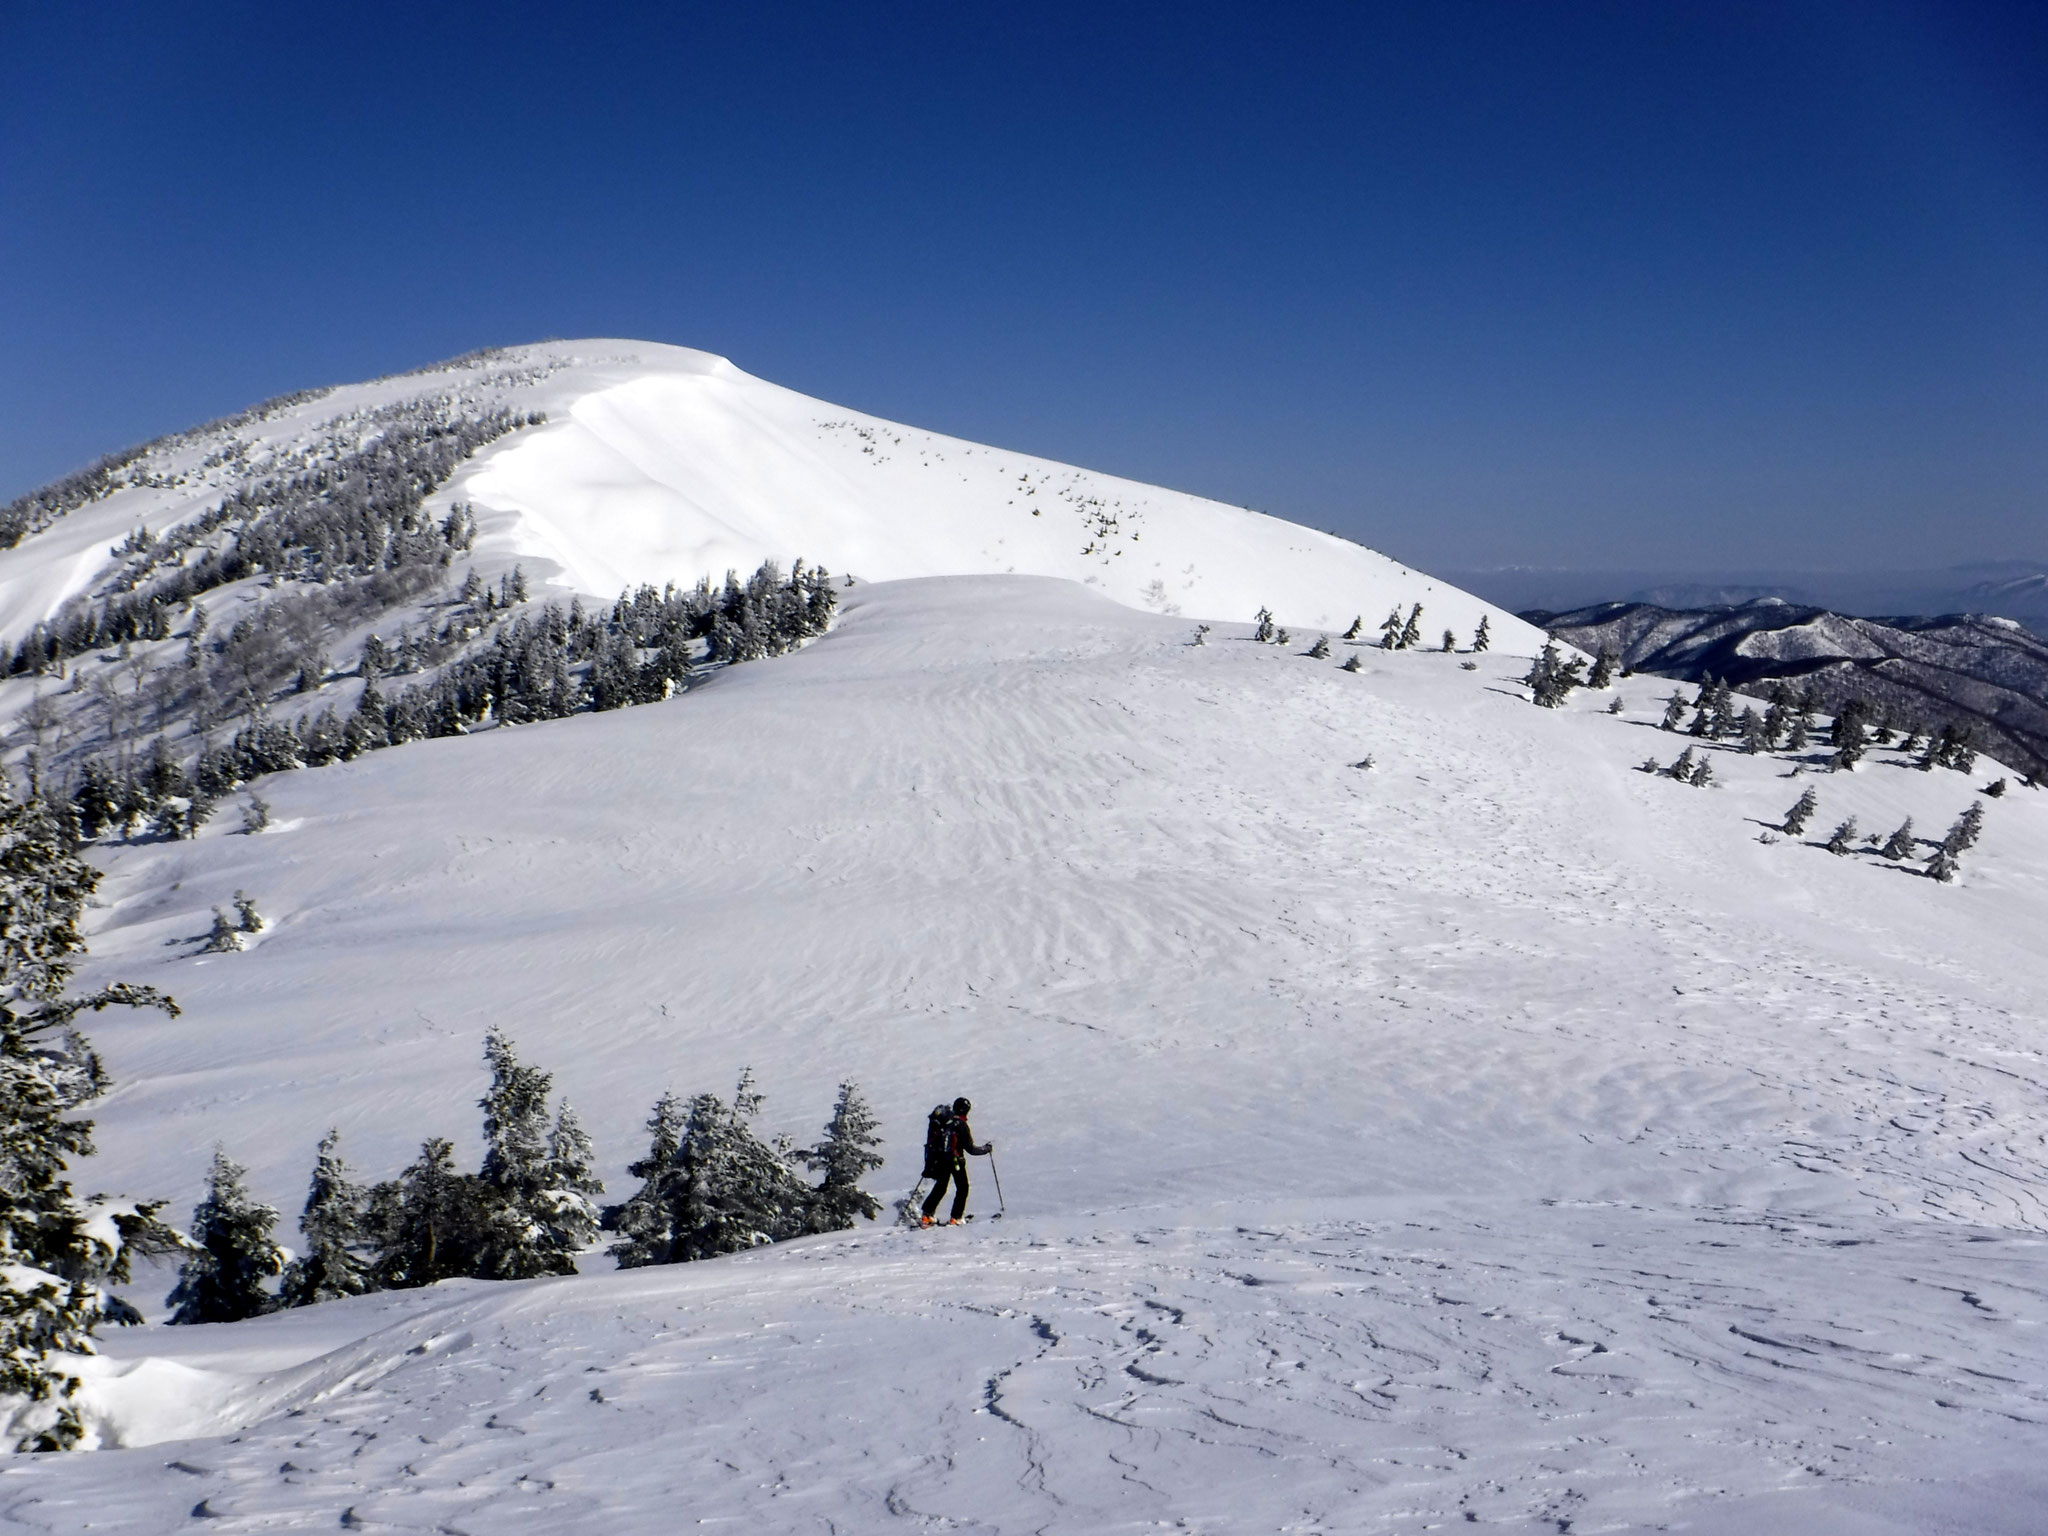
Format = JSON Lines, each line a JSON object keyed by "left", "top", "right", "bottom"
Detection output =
{"left": 168, "top": 1038, "right": 884, "bottom": 1324}
{"left": 59, "top": 558, "right": 837, "bottom": 840}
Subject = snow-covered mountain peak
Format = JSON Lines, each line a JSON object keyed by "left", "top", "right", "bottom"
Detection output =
{"left": 1, "top": 339, "right": 1536, "bottom": 650}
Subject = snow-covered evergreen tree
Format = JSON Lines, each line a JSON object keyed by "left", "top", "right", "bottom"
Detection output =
{"left": 800, "top": 1082, "right": 885, "bottom": 1234}
{"left": 1340, "top": 653, "right": 1364, "bottom": 673}
{"left": 1306, "top": 634, "right": 1331, "bottom": 660}
{"left": 609, "top": 1073, "right": 810, "bottom": 1267}
{"left": 1340, "top": 616, "right": 1363, "bottom": 641}
{"left": 1379, "top": 607, "right": 1403, "bottom": 649}
{"left": 1690, "top": 758, "right": 1715, "bottom": 788}
{"left": 1940, "top": 801, "right": 1986, "bottom": 857}
{"left": 1782, "top": 788, "right": 1819, "bottom": 836}
{"left": 1523, "top": 644, "right": 1586, "bottom": 708}
{"left": 1879, "top": 818, "right": 1916, "bottom": 861}
{"left": 475, "top": 1029, "right": 582, "bottom": 1279}
{"left": 1737, "top": 707, "right": 1765, "bottom": 754}
{"left": 1586, "top": 648, "right": 1617, "bottom": 690}
{"left": 1824, "top": 818, "right": 1859, "bottom": 856}
{"left": 166, "top": 1149, "right": 284, "bottom": 1325}
{"left": 1669, "top": 747, "right": 1698, "bottom": 782}
{"left": 278, "top": 1129, "right": 370, "bottom": 1308}
{"left": 201, "top": 906, "right": 245, "bottom": 953}
{"left": 1397, "top": 604, "right": 1424, "bottom": 650}
{"left": 1252, "top": 607, "right": 1275, "bottom": 644}
{"left": 1471, "top": 614, "right": 1491, "bottom": 652}
{"left": 0, "top": 787, "right": 180, "bottom": 1449}
{"left": 1440, "top": 629, "right": 1457, "bottom": 653}
{"left": 1926, "top": 843, "right": 1960, "bottom": 882}
{"left": 605, "top": 1092, "right": 689, "bottom": 1268}
{"left": 535, "top": 1102, "right": 604, "bottom": 1266}
{"left": 232, "top": 891, "right": 264, "bottom": 933}
{"left": 365, "top": 1138, "right": 512, "bottom": 1290}
{"left": 1661, "top": 691, "right": 1688, "bottom": 731}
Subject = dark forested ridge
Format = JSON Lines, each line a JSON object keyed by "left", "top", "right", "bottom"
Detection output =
{"left": 1526, "top": 599, "right": 2048, "bottom": 781}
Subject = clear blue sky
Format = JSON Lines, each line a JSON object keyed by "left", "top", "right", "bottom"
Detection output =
{"left": 3, "top": 1, "right": 2042, "bottom": 575}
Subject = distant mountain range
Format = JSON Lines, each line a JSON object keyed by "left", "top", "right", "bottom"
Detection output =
{"left": 1525, "top": 598, "right": 2048, "bottom": 782}
{"left": 1448, "top": 562, "right": 2048, "bottom": 640}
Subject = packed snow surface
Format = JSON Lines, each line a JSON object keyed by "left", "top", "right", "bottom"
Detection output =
{"left": 9, "top": 577, "right": 2047, "bottom": 1531}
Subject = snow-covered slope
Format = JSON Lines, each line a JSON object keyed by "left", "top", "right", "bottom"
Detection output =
{"left": 0, "top": 341, "right": 1535, "bottom": 648}
{"left": 12, "top": 577, "right": 2047, "bottom": 1530}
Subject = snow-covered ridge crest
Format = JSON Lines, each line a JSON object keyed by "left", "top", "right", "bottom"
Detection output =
{"left": 1, "top": 340, "right": 1537, "bottom": 649}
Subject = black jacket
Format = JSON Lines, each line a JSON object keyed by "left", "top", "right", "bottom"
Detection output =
{"left": 922, "top": 1112, "right": 989, "bottom": 1176}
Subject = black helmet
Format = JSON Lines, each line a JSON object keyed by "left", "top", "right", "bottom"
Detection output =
{"left": 952, "top": 1096, "right": 972, "bottom": 1116}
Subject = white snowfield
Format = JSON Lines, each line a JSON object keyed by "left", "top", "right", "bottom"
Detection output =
{"left": 8, "top": 576, "right": 2047, "bottom": 1532}
{"left": 0, "top": 340, "right": 1536, "bottom": 649}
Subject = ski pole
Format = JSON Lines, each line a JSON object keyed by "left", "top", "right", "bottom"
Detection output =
{"left": 988, "top": 1150, "right": 1006, "bottom": 1219}
{"left": 904, "top": 1177, "right": 929, "bottom": 1226}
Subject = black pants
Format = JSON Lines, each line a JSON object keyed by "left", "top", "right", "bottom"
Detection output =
{"left": 921, "top": 1161, "right": 969, "bottom": 1220}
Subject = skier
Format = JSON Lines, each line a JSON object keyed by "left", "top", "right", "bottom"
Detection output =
{"left": 920, "top": 1097, "right": 992, "bottom": 1226}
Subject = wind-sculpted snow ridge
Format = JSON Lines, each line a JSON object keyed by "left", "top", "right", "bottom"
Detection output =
{"left": 9, "top": 574, "right": 2043, "bottom": 1526}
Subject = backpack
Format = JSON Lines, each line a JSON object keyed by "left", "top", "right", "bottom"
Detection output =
{"left": 923, "top": 1105, "right": 955, "bottom": 1174}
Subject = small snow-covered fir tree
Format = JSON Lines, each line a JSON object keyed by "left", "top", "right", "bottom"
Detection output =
{"left": 1440, "top": 629, "right": 1457, "bottom": 653}
{"left": 1340, "top": 653, "right": 1364, "bottom": 673}
{"left": 1586, "top": 648, "right": 1617, "bottom": 690}
{"left": 1471, "top": 614, "right": 1491, "bottom": 652}
{"left": 201, "top": 906, "right": 244, "bottom": 952}
{"left": 1607, "top": 696, "right": 1624, "bottom": 715}
{"left": 1397, "top": 604, "right": 1424, "bottom": 650}
{"left": 1252, "top": 607, "right": 1275, "bottom": 644}
{"left": 1737, "top": 707, "right": 1765, "bottom": 753}
{"left": 1690, "top": 758, "right": 1715, "bottom": 788}
{"left": 1824, "top": 818, "right": 1859, "bottom": 856}
{"left": 365, "top": 1138, "right": 512, "bottom": 1290}
{"left": 1306, "top": 634, "right": 1331, "bottom": 660}
{"left": 0, "top": 787, "right": 180, "bottom": 1450}
{"left": 1669, "top": 747, "right": 1698, "bottom": 782}
{"left": 1782, "top": 787, "right": 1819, "bottom": 836}
{"left": 1940, "top": 801, "right": 1985, "bottom": 857}
{"left": 278, "top": 1129, "right": 370, "bottom": 1308}
{"left": 535, "top": 1102, "right": 604, "bottom": 1266}
{"left": 1926, "top": 843, "right": 1960, "bottom": 882}
{"left": 1274, "top": 627, "right": 1291, "bottom": 646}
{"left": 1660, "top": 691, "right": 1688, "bottom": 731}
{"left": 166, "top": 1149, "right": 284, "bottom": 1325}
{"left": 606, "top": 1092, "right": 689, "bottom": 1268}
{"left": 476, "top": 1029, "right": 582, "bottom": 1279}
{"left": 232, "top": 891, "right": 264, "bottom": 933}
{"left": 1879, "top": 818, "right": 1916, "bottom": 860}
{"left": 1984, "top": 777, "right": 2008, "bottom": 798}
{"left": 1341, "top": 616, "right": 1363, "bottom": 640}
{"left": 800, "top": 1082, "right": 885, "bottom": 1234}
{"left": 1379, "top": 607, "right": 1403, "bottom": 649}
{"left": 1523, "top": 644, "right": 1586, "bottom": 708}
{"left": 240, "top": 794, "right": 269, "bottom": 834}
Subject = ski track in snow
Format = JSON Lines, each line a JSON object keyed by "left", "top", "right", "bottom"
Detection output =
{"left": 8, "top": 575, "right": 2048, "bottom": 1530}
